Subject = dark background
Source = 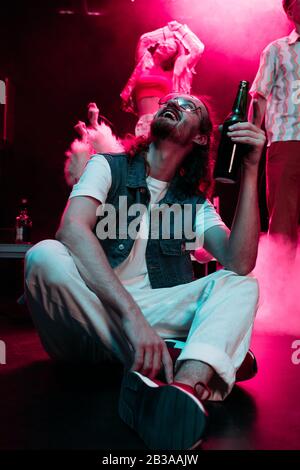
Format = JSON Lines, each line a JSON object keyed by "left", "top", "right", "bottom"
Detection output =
{"left": 0, "top": 0, "right": 283, "bottom": 243}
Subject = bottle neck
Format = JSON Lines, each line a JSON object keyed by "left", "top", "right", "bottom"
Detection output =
{"left": 18, "top": 208, "right": 29, "bottom": 218}
{"left": 231, "top": 83, "right": 248, "bottom": 119}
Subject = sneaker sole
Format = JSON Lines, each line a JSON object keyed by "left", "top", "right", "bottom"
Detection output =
{"left": 118, "top": 371, "right": 207, "bottom": 450}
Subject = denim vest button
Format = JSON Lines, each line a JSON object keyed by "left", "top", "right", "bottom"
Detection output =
{"left": 118, "top": 243, "right": 125, "bottom": 251}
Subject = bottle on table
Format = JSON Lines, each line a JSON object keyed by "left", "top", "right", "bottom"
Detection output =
{"left": 15, "top": 198, "right": 32, "bottom": 244}
{"left": 213, "top": 80, "right": 249, "bottom": 183}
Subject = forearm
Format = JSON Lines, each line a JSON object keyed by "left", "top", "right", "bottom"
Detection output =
{"left": 248, "top": 93, "right": 267, "bottom": 128}
{"left": 56, "top": 222, "right": 141, "bottom": 320}
{"left": 226, "top": 164, "right": 260, "bottom": 275}
{"left": 174, "top": 26, "right": 204, "bottom": 69}
{"left": 136, "top": 27, "right": 165, "bottom": 61}
{"left": 180, "top": 28, "right": 204, "bottom": 62}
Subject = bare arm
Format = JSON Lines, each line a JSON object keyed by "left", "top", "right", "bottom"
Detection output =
{"left": 225, "top": 158, "right": 260, "bottom": 275}
{"left": 173, "top": 22, "right": 205, "bottom": 68}
{"left": 248, "top": 93, "right": 267, "bottom": 128}
{"left": 204, "top": 121, "right": 266, "bottom": 275}
{"left": 56, "top": 196, "right": 173, "bottom": 382}
{"left": 136, "top": 26, "right": 167, "bottom": 62}
{"left": 56, "top": 196, "right": 141, "bottom": 317}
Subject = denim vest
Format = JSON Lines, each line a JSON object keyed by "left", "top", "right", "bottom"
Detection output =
{"left": 94, "top": 153, "right": 205, "bottom": 289}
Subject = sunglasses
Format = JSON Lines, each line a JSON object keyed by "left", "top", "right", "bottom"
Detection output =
{"left": 158, "top": 93, "right": 204, "bottom": 113}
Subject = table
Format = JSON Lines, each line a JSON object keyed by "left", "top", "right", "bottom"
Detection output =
{"left": 0, "top": 243, "right": 33, "bottom": 259}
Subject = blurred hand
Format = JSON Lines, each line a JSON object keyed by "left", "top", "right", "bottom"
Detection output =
{"left": 74, "top": 121, "right": 88, "bottom": 142}
{"left": 122, "top": 313, "right": 173, "bottom": 383}
{"left": 168, "top": 20, "right": 183, "bottom": 31}
{"left": 88, "top": 102, "right": 100, "bottom": 129}
{"left": 173, "top": 55, "right": 189, "bottom": 91}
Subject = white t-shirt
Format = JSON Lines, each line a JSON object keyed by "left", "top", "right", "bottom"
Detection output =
{"left": 70, "top": 155, "right": 226, "bottom": 289}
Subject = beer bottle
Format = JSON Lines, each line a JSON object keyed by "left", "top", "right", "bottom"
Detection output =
{"left": 15, "top": 198, "right": 32, "bottom": 244}
{"left": 214, "top": 80, "right": 249, "bottom": 183}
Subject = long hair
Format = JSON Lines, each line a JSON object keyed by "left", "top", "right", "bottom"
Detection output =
{"left": 122, "top": 97, "right": 215, "bottom": 199}
{"left": 172, "top": 96, "right": 214, "bottom": 198}
{"left": 282, "top": 0, "right": 295, "bottom": 14}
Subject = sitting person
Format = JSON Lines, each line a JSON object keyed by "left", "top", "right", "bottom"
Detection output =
{"left": 25, "top": 93, "right": 265, "bottom": 450}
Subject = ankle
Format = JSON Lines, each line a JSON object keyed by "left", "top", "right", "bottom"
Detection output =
{"left": 194, "top": 382, "right": 211, "bottom": 401}
{"left": 173, "top": 377, "right": 211, "bottom": 400}
{"left": 174, "top": 359, "right": 213, "bottom": 400}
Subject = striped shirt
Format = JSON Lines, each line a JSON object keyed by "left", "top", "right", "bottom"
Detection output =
{"left": 250, "top": 29, "right": 300, "bottom": 145}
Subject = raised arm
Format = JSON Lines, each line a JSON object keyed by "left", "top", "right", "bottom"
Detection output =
{"left": 204, "top": 121, "right": 266, "bottom": 275}
{"left": 121, "top": 27, "right": 166, "bottom": 113}
{"left": 135, "top": 25, "right": 167, "bottom": 62}
{"left": 167, "top": 21, "right": 204, "bottom": 92}
{"left": 169, "top": 21, "right": 204, "bottom": 68}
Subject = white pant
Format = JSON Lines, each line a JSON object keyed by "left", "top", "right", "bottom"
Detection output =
{"left": 24, "top": 240, "right": 259, "bottom": 401}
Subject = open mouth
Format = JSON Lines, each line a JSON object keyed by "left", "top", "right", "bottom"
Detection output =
{"left": 159, "top": 107, "right": 180, "bottom": 122}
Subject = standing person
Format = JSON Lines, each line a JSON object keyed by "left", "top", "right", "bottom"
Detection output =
{"left": 249, "top": 0, "right": 300, "bottom": 254}
{"left": 25, "top": 93, "right": 265, "bottom": 449}
{"left": 121, "top": 21, "right": 204, "bottom": 137}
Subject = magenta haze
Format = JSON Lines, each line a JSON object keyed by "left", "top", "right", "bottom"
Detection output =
{"left": 95, "top": 196, "right": 205, "bottom": 250}
{"left": 0, "top": 340, "right": 6, "bottom": 365}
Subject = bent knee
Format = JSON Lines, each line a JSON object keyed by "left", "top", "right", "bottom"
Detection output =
{"left": 239, "top": 274, "right": 260, "bottom": 311}
{"left": 245, "top": 275, "right": 259, "bottom": 298}
{"left": 25, "top": 239, "right": 70, "bottom": 287}
{"left": 226, "top": 270, "right": 259, "bottom": 305}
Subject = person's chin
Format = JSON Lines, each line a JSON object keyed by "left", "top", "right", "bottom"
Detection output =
{"left": 150, "top": 117, "right": 176, "bottom": 141}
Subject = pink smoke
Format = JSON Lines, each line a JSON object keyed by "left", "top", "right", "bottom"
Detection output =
{"left": 253, "top": 234, "right": 300, "bottom": 336}
{"left": 168, "top": 0, "right": 290, "bottom": 60}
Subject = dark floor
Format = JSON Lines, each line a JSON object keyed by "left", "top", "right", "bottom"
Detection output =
{"left": 0, "top": 299, "right": 300, "bottom": 451}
